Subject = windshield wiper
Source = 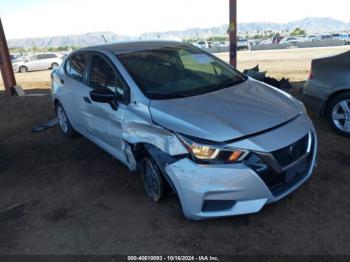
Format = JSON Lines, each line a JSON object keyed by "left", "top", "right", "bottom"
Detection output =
{"left": 144, "top": 92, "right": 189, "bottom": 100}
{"left": 216, "top": 77, "right": 246, "bottom": 89}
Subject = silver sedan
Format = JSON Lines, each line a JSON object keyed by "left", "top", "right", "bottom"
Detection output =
{"left": 51, "top": 41, "right": 317, "bottom": 220}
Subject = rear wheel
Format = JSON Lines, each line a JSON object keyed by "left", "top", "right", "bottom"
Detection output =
{"left": 19, "top": 66, "right": 28, "bottom": 73}
{"left": 141, "top": 157, "right": 164, "bottom": 202}
{"left": 51, "top": 63, "right": 59, "bottom": 69}
{"left": 55, "top": 102, "right": 77, "bottom": 138}
{"left": 327, "top": 93, "right": 350, "bottom": 137}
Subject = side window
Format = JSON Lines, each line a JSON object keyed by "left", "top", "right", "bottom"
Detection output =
{"left": 69, "top": 54, "right": 86, "bottom": 82}
{"left": 37, "top": 54, "right": 45, "bottom": 60}
{"left": 89, "top": 55, "right": 128, "bottom": 102}
{"left": 90, "top": 55, "right": 117, "bottom": 90}
{"left": 46, "top": 54, "right": 57, "bottom": 59}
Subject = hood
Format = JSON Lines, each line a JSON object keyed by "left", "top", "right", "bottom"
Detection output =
{"left": 149, "top": 79, "right": 302, "bottom": 142}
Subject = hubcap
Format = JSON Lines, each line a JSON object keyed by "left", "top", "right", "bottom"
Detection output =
{"left": 57, "top": 106, "right": 68, "bottom": 134}
{"left": 143, "top": 159, "right": 161, "bottom": 200}
{"left": 332, "top": 99, "right": 350, "bottom": 133}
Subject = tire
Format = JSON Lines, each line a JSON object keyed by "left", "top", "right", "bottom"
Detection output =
{"left": 327, "top": 92, "right": 350, "bottom": 137}
{"left": 141, "top": 157, "right": 164, "bottom": 202}
{"left": 19, "top": 66, "right": 28, "bottom": 73}
{"left": 51, "top": 63, "right": 59, "bottom": 69}
{"left": 55, "top": 102, "right": 77, "bottom": 138}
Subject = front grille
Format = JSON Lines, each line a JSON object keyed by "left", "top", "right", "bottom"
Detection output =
{"left": 272, "top": 134, "right": 309, "bottom": 167}
{"left": 246, "top": 134, "right": 314, "bottom": 197}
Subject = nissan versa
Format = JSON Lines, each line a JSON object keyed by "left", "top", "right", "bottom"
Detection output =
{"left": 51, "top": 41, "right": 318, "bottom": 220}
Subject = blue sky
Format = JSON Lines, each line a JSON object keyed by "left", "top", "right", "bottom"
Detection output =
{"left": 1, "top": 0, "right": 350, "bottom": 39}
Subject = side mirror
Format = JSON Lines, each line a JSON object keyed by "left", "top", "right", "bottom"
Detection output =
{"left": 90, "top": 88, "right": 115, "bottom": 103}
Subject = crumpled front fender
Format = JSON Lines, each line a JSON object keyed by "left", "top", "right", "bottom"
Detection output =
{"left": 121, "top": 106, "right": 188, "bottom": 171}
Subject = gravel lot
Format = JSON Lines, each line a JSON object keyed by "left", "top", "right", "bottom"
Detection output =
{"left": 0, "top": 46, "right": 349, "bottom": 255}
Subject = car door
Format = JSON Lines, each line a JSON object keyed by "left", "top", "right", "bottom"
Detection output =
{"left": 38, "top": 54, "right": 49, "bottom": 69}
{"left": 59, "top": 53, "right": 91, "bottom": 134}
{"left": 84, "top": 53, "right": 129, "bottom": 162}
{"left": 24, "top": 55, "right": 40, "bottom": 71}
{"left": 35, "top": 54, "right": 48, "bottom": 70}
{"left": 43, "top": 53, "right": 57, "bottom": 69}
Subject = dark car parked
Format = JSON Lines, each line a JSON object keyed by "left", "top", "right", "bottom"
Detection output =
{"left": 303, "top": 50, "right": 350, "bottom": 136}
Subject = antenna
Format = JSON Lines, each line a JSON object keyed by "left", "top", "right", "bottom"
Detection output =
{"left": 101, "top": 34, "right": 108, "bottom": 43}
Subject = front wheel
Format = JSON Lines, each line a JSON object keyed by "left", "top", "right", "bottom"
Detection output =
{"left": 327, "top": 93, "right": 350, "bottom": 137}
{"left": 141, "top": 157, "right": 164, "bottom": 202}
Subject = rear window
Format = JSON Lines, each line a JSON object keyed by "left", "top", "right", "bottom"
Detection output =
{"left": 66, "top": 54, "right": 87, "bottom": 82}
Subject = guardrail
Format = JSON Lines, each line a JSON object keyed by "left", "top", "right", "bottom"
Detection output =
{"left": 205, "top": 40, "right": 348, "bottom": 53}
{"left": 250, "top": 40, "right": 346, "bottom": 51}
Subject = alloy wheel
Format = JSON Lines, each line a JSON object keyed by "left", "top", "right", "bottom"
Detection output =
{"left": 332, "top": 99, "right": 350, "bottom": 133}
{"left": 57, "top": 106, "right": 69, "bottom": 134}
{"left": 19, "top": 66, "right": 27, "bottom": 73}
{"left": 142, "top": 158, "right": 162, "bottom": 202}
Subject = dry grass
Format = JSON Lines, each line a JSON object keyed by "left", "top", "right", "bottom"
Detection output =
{"left": 1, "top": 45, "right": 349, "bottom": 91}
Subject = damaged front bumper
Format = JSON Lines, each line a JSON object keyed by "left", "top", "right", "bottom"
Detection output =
{"left": 166, "top": 159, "right": 271, "bottom": 220}
{"left": 166, "top": 143, "right": 317, "bottom": 220}
{"left": 164, "top": 118, "right": 317, "bottom": 220}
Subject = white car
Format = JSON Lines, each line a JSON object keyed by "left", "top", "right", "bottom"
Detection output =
{"left": 12, "top": 53, "right": 62, "bottom": 73}
{"left": 212, "top": 41, "right": 229, "bottom": 48}
{"left": 280, "top": 37, "right": 300, "bottom": 44}
{"left": 319, "top": 34, "right": 333, "bottom": 41}
{"left": 237, "top": 39, "right": 250, "bottom": 50}
{"left": 260, "top": 39, "right": 273, "bottom": 45}
{"left": 193, "top": 41, "right": 209, "bottom": 49}
{"left": 305, "top": 35, "right": 319, "bottom": 42}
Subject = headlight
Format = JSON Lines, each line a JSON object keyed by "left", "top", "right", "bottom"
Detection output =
{"left": 177, "top": 134, "right": 249, "bottom": 164}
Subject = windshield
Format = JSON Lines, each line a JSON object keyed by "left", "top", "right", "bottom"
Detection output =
{"left": 117, "top": 46, "right": 247, "bottom": 100}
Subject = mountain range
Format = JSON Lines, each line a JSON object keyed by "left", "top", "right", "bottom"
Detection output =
{"left": 8, "top": 17, "right": 350, "bottom": 49}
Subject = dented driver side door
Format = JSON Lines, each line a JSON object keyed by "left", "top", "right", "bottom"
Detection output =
{"left": 84, "top": 53, "right": 128, "bottom": 163}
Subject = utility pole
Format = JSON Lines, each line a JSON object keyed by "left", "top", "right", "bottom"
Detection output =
{"left": 229, "top": 0, "right": 237, "bottom": 67}
{"left": 0, "top": 17, "right": 16, "bottom": 96}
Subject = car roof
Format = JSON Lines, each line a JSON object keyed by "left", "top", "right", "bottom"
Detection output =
{"left": 79, "top": 41, "right": 188, "bottom": 55}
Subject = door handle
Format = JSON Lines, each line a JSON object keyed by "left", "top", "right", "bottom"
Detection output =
{"left": 83, "top": 96, "right": 91, "bottom": 104}
{"left": 59, "top": 78, "right": 64, "bottom": 84}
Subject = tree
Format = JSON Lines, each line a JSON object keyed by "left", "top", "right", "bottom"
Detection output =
{"left": 207, "top": 36, "right": 229, "bottom": 42}
{"left": 290, "top": 28, "right": 306, "bottom": 36}
{"left": 32, "top": 44, "right": 39, "bottom": 52}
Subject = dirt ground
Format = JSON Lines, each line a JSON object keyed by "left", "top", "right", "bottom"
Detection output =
{"left": 0, "top": 46, "right": 349, "bottom": 255}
